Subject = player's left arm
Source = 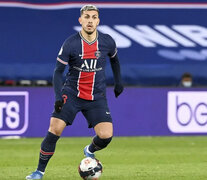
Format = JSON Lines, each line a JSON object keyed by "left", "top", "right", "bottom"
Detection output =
{"left": 110, "top": 54, "right": 124, "bottom": 98}
{"left": 108, "top": 36, "right": 124, "bottom": 98}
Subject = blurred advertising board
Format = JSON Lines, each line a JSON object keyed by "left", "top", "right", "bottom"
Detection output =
{"left": 0, "top": 87, "right": 207, "bottom": 137}
{"left": 1, "top": 1, "right": 207, "bottom": 85}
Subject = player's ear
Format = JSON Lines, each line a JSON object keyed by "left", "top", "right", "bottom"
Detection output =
{"left": 78, "top": 17, "right": 82, "bottom": 25}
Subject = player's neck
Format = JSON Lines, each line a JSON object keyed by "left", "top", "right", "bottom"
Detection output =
{"left": 80, "top": 30, "right": 97, "bottom": 42}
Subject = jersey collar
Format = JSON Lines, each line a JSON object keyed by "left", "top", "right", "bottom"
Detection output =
{"left": 79, "top": 31, "right": 98, "bottom": 45}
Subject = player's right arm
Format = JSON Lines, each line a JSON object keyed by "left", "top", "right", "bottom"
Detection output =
{"left": 53, "top": 40, "right": 70, "bottom": 112}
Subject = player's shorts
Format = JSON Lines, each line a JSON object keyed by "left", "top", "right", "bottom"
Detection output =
{"left": 52, "top": 90, "right": 112, "bottom": 128}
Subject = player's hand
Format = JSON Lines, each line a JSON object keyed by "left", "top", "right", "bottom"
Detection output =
{"left": 114, "top": 84, "right": 124, "bottom": 98}
{"left": 54, "top": 100, "right": 64, "bottom": 113}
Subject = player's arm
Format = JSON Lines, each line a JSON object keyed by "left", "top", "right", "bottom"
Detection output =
{"left": 108, "top": 35, "right": 124, "bottom": 98}
{"left": 53, "top": 61, "right": 66, "bottom": 100}
{"left": 110, "top": 54, "right": 124, "bottom": 98}
{"left": 53, "top": 41, "right": 69, "bottom": 112}
{"left": 53, "top": 61, "right": 66, "bottom": 112}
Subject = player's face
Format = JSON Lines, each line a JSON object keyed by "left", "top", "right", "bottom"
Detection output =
{"left": 79, "top": 10, "right": 100, "bottom": 35}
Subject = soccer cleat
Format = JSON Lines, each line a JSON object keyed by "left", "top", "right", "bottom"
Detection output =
{"left": 84, "top": 145, "right": 95, "bottom": 158}
{"left": 26, "top": 170, "right": 44, "bottom": 179}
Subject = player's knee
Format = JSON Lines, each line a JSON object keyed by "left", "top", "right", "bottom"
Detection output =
{"left": 49, "top": 128, "right": 61, "bottom": 136}
{"left": 97, "top": 130, "right": 113, "bottom": 139}
{"left": 49, "top": 117, "right": 66, "bottom": 136}
{"left": 48, "top": 124, "right": 62, "bottom": 136}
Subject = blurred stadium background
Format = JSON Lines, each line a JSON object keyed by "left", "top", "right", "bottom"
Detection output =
{"left": 1, "top": 0, "right": 207, "bottom": 179}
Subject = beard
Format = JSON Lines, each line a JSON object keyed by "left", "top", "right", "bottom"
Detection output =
{"left": 83, "top": 27, "right": 95, "bottom": 35}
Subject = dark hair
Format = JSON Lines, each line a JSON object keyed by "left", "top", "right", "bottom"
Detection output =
{"left": 182, "top": 72, "right": 192, "bottom": 79}
{"left": 80, "top": 4, "right": 99, "bottom": 16}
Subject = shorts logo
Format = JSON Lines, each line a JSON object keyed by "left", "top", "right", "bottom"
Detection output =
{"left": 168, "top": 91, "right": 207, "bottom": 133}
{"left": 0, "top": 91, "right": 29, "bottom": 135}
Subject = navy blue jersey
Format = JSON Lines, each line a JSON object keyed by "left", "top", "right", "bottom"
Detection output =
{"left": 57, "top": 31, "right": 117, "bottom": 100}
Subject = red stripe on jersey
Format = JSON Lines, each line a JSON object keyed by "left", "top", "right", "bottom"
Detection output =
{"left": 82, "top": 40, "right": 97, "bottom": 59}
{"left": 77, "top": 40, "right": 98, "bottom": 100}
{"left": 78, "top": 72, "right": 96, "bottom": 100}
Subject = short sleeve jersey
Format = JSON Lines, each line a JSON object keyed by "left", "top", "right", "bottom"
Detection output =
{"left": 57, "top": 31, "right": 117, "bottom": 100}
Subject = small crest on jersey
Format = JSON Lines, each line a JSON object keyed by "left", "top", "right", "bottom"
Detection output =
{"left": 95, "top": 50, "right": 101, "bottom": 59}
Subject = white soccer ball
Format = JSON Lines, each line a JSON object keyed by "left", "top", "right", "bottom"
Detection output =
{"left": 78, "top": 157, "right": 103, "bottom": 180}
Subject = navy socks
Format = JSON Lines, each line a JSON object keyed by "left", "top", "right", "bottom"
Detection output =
{"left": 89, "top": 136, "right": 112, "bottom": 153}
{"left": 37, "top": 133, "right": 111, "bottom": 172}
{"left": 37, "top": 131, "right": 60, "bottom": 172}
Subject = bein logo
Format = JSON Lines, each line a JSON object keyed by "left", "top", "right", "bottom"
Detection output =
{"left": 0, "top": 91, "right": 29, "bottom": 135}
{"left": 168, "top": 91, "right": 207, "bottom": 133}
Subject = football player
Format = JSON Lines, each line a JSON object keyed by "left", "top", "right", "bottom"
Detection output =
{"left": 26, "top": 4, "right": 123, "bottom": 179}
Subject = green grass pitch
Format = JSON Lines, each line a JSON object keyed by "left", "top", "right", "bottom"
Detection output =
{"left": 1, "top": 136, "right": 207, "bottom": 180}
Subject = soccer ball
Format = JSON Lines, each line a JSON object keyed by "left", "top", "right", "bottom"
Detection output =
{"left": 78, "top": 157, "right": 103, "bottom": 180}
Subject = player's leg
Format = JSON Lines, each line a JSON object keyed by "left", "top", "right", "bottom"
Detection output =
{"left": 26, "top": 91, "right": 78, "bottom": 179}
{"left": 38, "top": 117, "right": 66, "bottom": 172}
{"left": 88, "top": 122, "right": 113, "bottom": 154}
{"left": 94, "top": 122, "right": 113, "bottom": 139}
{"left": 82, "top": 97, "right": 113, "bottom": 158}
{"left": 26, "top": 117, "right": 66, "bottom": 179}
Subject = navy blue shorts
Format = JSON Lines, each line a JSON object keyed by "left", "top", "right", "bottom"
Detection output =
{"left": 52, "top": 91, "right": 112, "bottom": 128}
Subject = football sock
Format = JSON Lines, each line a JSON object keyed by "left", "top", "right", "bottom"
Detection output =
{"left": 89, "top": 135, "right": 112, "bottom": 153}
{"left": 37, "top": 131, "right": 60, "bottom": 172}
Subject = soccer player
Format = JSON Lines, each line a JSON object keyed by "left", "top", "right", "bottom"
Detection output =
{"left": 26, "top": 4, "right": 123, "bottom": 179}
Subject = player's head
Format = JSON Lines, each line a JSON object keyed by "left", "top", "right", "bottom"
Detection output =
{"left": 79, "top": 5, "right": 100, "bottom": 35}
